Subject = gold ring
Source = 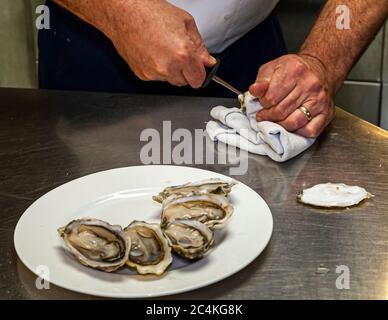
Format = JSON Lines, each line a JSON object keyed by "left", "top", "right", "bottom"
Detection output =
{"left": 298, "top": 105, "right": 313, "bottom": 121}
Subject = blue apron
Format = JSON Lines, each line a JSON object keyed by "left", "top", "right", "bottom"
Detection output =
{"left": 39, "top": 1, "right": 286, "bottom": 97}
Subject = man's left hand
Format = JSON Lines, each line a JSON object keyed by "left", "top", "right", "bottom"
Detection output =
{"left": 249, "top": 54, "right": 335, "bottom": 138}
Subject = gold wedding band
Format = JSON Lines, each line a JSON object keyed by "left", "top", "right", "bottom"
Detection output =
{"left": 298, "top": 105, "right": 313, "bottom": 122}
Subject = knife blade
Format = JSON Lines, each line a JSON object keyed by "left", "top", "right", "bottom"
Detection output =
{"left": 212, "top": 75, "right": 242, "bottom": 96}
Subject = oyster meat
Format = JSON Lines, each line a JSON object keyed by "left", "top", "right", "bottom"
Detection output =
{"left": 161, "top": 193, "right": 233, "bottom": 229}
{"left": 124, "top": 221, "right": 172, "bottom": 275}
{"left": 298, "top": 183, "right": 373, "bottom": 208}
{"left": 153, "top": 178, "right": 236, "bottom": 203}
{"left": 58, "top": 218, "right": 130, "bottom": 272}
{"left": 163, "top": 219, "right": 214, "bottom": 259}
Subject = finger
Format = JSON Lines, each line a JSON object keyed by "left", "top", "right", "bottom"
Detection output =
{"left": 149, "top": 62, "right": 188, "bottom": 86}
{"left": 253, "top": 64, "right": 277, "bottom": 107}
{"left": 276, "top": 104, "right": 317, "bottom": 132}
{"left": 278, "top": 100, "right": 325, "bottom": 132}
{"left": 256, "top": 62, "right": 276, "bottom": 83}
{"left": 259, "top": 65, "right": 297, "bottom": 108}
{"left": 296, "top": 104, "right": 334, "bottom": 138}
{"left": 249, "top": 63, "right": 277, "bottom": 99}
{"left": 166, "top": 63, "right": 188, "bottom": 86}
{"left": 186, "top": 18, "right": 215, "bottom": 67}
{"left": 295, "top": 114, "right": 328, "bottom": 138}
{"left": 249, "top": 81, "right": 269, "bottom": 100}
{"left": 168, "top": 74, "right": 188, "bottom": 87}
{"left": 195, "top": 39, "right": 216, "bottom": 67}
{"left": 182, "top": 55, "right": 206, "bottom": 88}
{"left": 196, "top": 43, "right": 216, "bottom": 67}
{"left": 256, "top": 88, "right": 302, "bottom": 122}
{"left": 203, "top": 54, "right": 217, "bottom": 67}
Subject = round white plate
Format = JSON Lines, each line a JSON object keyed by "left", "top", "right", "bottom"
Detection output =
{"left": 14, "top": 165, "right": 273, "bottom": 298}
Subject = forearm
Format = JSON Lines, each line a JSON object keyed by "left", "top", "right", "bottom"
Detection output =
{"left": 299, "top": 0, "right": 388, "bottom": 93}
{"left": 53, "top": 0, "right": 212, "bottom": 87}
{"left": 53, "top": 0, "right": 135, "bottom": 39}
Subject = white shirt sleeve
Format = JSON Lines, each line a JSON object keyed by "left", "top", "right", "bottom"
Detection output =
{"left": 167, "top": 0, "right": 279, "bottom": 53}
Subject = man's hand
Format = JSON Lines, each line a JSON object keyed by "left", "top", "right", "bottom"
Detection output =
{"left": 249, "top": 54, "right": 335, "bottom": 138}
{"left": 55, "top": 0, "right": 216, "bottom": 88}
{"left": 248, "top": 0, "right": 387, "bottom": 139}
{"left": 110, "top": 0, "right": 215, "bottom": 88}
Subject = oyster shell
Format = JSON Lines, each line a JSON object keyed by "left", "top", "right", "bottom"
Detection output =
{"left": 153, "top": 178, "right": 236, "bottom": 203}
{"left": 163, "top": 219, "right": 214, "bottom": 259}
{"left": 58, "top": 218, "right": 130, "bottom": 272}
{"left": 238, "top": 92, "right": 247, "bottom": 112}
{"left": 161, "top": 193, "right": 233, "bottom": 229}
{"left": 297, "top": 183, "right": 373, "bottom": 208}
{"left": 124, "top": 221, "right": 172, "bottom": 275}
{"left": 238, "top": 91, "right": 258, "bottom": 113}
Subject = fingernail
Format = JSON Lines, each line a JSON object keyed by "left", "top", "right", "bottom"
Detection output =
{"left": 209, "top": 56, "right": 217, "bottom": 65}
{"left": 257, "top": 77, "right": 270, "bottom": 83}
{"left": 249, "top": 84, "right": 258, "bottom": 95}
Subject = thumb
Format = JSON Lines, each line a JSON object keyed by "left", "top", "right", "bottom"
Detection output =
{"left": 195, "top": 39, "right": 215, "bottom": 67}
{"left": 249, "top": 80, "right": 269, "bottom": 98}
{"left": 249, "top": 62, "right": 276, "bottom": 97}
{"left": 203, "top": 53, "right": 217, "bottom": 67}
{"left": 186, "top": 18, "right": 215, "bottom": 67}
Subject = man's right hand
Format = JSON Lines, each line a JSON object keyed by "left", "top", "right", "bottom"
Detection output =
{"left": 107, "top": 0, "right": 216, "bottom": 88}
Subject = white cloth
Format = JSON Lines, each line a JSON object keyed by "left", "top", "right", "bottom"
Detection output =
{"left": 167, "top": 0, "right": 279, "bottom": 53}
{"left": 206, "top": 93, "right": 316, "bottom": 162}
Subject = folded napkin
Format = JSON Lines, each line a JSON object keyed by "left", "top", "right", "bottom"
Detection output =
{"left": 206, "top": 93, "right": 315, "bottom": 162}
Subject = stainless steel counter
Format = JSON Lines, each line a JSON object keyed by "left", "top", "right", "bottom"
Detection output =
{"left": 0, "top": 88, "right": 387, "bottom": 299}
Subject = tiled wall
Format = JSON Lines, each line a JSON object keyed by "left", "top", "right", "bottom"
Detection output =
{"left": 0, "top": 0, "right": 37, "bottom": 88}
{"left": 382, "top": 25, "right": 388, "bottom": 129}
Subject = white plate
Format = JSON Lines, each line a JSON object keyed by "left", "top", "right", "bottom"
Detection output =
{"left": 14, "top": 165, "right": 273, "bottom": 298}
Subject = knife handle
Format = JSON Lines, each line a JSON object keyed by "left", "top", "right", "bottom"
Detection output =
{"left": 201, "top": 57, "right": 220, "bottom": 88}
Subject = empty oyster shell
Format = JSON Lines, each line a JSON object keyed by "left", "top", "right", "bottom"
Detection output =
{"left": 153, "top": 178, "right": 236, "bottom": 203}
{"left": 161, "top": 193, "right": 233, "bottom": 229}
{"left": 124, "top": 221, "right": 172, "bottom": 275}
{"left": 58, "top": 218, "right": 130, "bottom": 272}
{"left": 297, "top": 183, "right": 373, "bottom": 208}
{"left": 163, "top": 219, "right": 214, "bottom": 259}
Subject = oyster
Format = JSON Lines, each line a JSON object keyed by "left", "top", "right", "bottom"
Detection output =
{"left": 124, "top": 221, "right": 172, "bottom": 275}
{"left": 153, "top": 178, "right": 236, "bottom": 203}
{"left": 58, "top": 218, "right": 130, "bottom": 272}
{"left": 161, "top": 193, "right": 233, "bottom": 229}
{"left": 297, "top": 183, "right": 373, "bottom": 208}
{"left": 163, "top": 219, "right": 214, "bottom": 259}
{"left": 238, "top": 92, "right": 247, "bottom": 112}
{"left": 238, "top": 91, "right": 258, "bottom": 113}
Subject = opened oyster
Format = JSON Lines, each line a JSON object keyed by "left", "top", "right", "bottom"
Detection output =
{"left": 153, "top": 178, "right": 236, "bottom": 203}
{"left": 124, "top": 221, "right": 172, "bottom": 275}
{"left": 161, "top": 193, "right": 233, "bottom": 229}
{"left": 58, "top": 218, "right": 130, "bottom": 272}
{"left": 298, "top": 183, "right": 373, "bottom": 208}
{"left": 163, "top": 219, "right": 214, "bottom": 259}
